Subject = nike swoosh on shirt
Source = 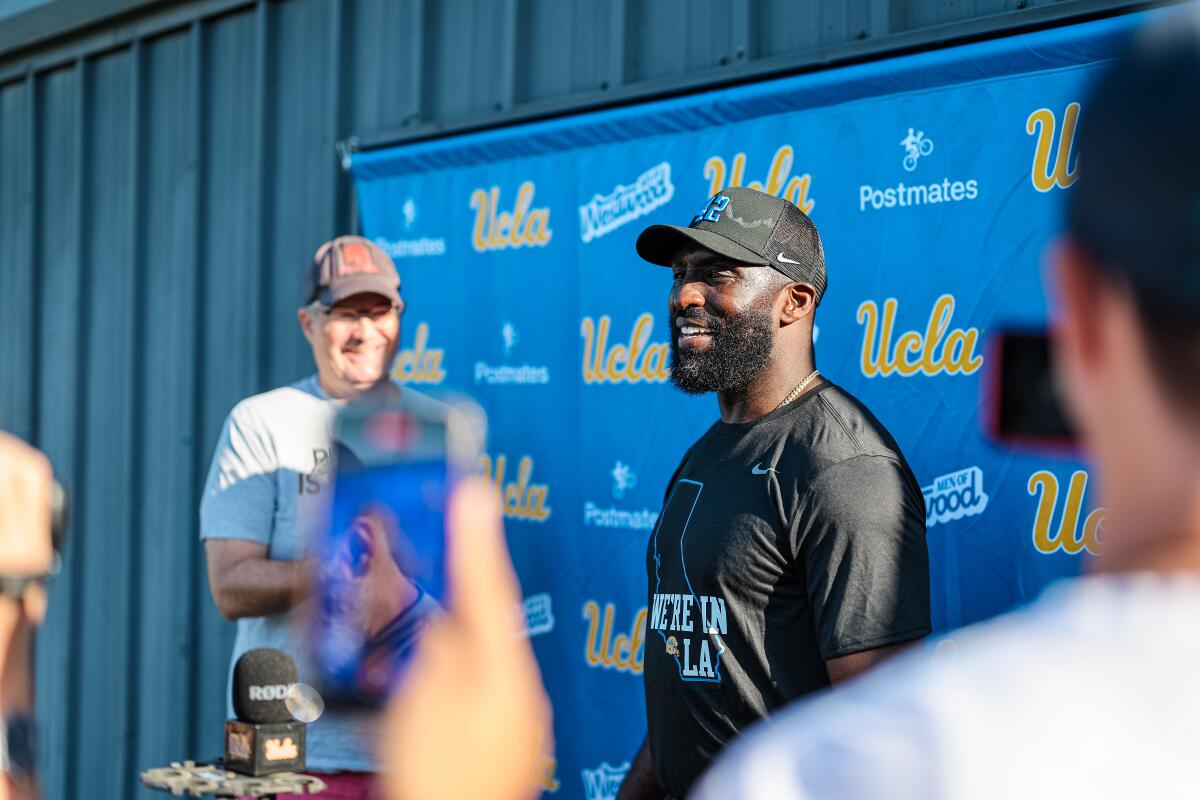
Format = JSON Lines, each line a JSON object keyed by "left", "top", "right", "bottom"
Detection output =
{"left": 751, "top": 463, "right": 778, "bottom": 475}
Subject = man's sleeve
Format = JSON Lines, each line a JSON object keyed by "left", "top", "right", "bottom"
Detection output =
{"left": 199, "top": 403, "right": 277, "bottom": 544}
{"left": 796, "top": 454, "right": 930, "bottom": 660}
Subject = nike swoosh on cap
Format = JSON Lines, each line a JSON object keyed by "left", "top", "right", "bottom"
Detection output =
{"left": 777, "top": 252, "right": 802, "bottom": 265}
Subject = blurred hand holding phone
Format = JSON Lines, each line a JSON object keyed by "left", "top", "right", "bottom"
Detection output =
{"left": 985, "top": 330, "right": 1078, "bottom": 449}
{"left": 307, "top": 390, "right": 552, "bottom": 800}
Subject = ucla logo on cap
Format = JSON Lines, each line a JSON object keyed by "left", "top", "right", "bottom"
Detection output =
{"left": 692, "top": 194, "right": 730, "bottom": 225}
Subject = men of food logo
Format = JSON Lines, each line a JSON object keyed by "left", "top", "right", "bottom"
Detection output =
{"left": 1028, "top": 469, "right": 1104, "bottom": 555}
{"left": 479, "top": 453, "right": 551, "bottom": 523}
{"left": 582, "top": 600, "right": 647, "bottom": 675}
{"left": 474, "top": 322, "right": 550, "bottom": 386}
{"left": 392, "top": 322, "right": 446, "bottom": 384}
{"left": 470, "top": 180, "right": 552, "bottom": 252}
{"left": 579, "top": 162, "right": 675, "bottom": 243}
{"left": 857, "top": 294, "right": 983, "bottom": 378}
{"left": 900, "top": 128, "right": 934, "bottom": 172}
{"left": 580, "top": 313, "right": 670, "bottom": 384}
{"left": 581, "top": 762, "right": 630, "bottom": 800}
{"left": 518, "top": 592, "right": 555, "bottom": 638}
{"left": 703, "top": 144, "right": 815, "bottom": 214}
{"left": 1027, "top": 103, "right": 1080, "bottom": 192}
{"left": 922, "top": 466, "right": 989, "bottom": 527}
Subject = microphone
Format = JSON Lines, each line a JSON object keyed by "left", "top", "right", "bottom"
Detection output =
{"left": 224, "top": 648, "right": 308, "bottom": 776}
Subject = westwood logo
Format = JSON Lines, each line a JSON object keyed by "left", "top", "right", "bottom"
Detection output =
{"left": 580, "top": 313, "right": 670, "bottom": 384}
{"left": 857, "top": 294, "right": 983, "bottom": 378}
{"left": 392, "top": 322, "right": 446, "bottom": 384}
{"left": 1027, "top": 103, "right": 1080, "bottom": 192}
{"left": 518, "top": 592, "right": 556, "bottom": 638}
{"left": 703, "top": 144, "right": 814, "bottom": 214}
{"left": 470, "top": 180, "right": 552, "bottom": 252}
{"left": 922, "top": 466, "right": 989, "bottom": 527}
{"left": 582, "top": 600, "right": 647, "bottom": 675}
{"left": 581, "top": 762, "right": 630, "bottom": 800}
{"left": 1028, "top": 469, "right": 1105, "bottom": 555}
{"left": 579, "top": 162, "right": 675, "bottom": 243}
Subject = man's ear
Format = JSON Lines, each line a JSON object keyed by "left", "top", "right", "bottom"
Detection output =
{"left": 298, "top": 307, "right": 317, "bottom": 346}
{"left": 780, "top": 282, "right": 818, "bottom": 325}
{"left": 1050, "top": 237, "right": 1105, "bottom": 372}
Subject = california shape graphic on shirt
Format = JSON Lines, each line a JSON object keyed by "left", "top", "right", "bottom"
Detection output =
{"left": 649, "top": 480, "right": 728, "bottom": 683}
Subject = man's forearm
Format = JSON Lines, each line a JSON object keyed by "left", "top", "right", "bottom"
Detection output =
{"left": 616, "top": 737, "right": 665, "bottom": 800}
{"left": 212, "top": 557, "right": 311, "bottom": 620}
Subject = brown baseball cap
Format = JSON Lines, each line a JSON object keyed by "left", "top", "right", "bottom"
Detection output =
{"left": 305, "top": 235, "right": 401, "bottom": 306}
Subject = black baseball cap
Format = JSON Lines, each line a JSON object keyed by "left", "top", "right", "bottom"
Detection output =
{"left": 636, "top": 186, "right": 827, "bottom": 302}
{"left": 1068, "top": 6, "right": 1200, "bottom": 319}
{"left": 305, "top": 235, "right": 401, "bottom": 306}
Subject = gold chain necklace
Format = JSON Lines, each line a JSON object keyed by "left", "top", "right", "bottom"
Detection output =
{"left": 774, "top": 369, "right": 821, "bottom": 411}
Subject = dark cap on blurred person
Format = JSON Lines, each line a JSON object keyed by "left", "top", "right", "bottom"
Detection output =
{"left": 636, "top": 186, "right": 828, "bottom": 303}
{"left": 305, "top": 235, "right": 401, "bottom": 306}
{"left": 1068, "top": 6, "right": 1200, "bottom": 320}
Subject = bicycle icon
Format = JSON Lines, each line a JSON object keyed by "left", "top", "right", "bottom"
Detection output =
{"left": 901, "top": 128, "right": 934, "bottom": 172}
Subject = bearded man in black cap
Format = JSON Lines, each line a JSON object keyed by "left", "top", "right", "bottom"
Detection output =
{"left": 615, "top": 187, "right": 931, "bottom": 800}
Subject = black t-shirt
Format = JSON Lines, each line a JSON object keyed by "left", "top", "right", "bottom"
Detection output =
{"left": 643, "top": 382, "right": 930, "bottom": 798}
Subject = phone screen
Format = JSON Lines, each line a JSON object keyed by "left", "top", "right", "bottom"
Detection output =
{"left": 309, "top": 396, "right": 484, "bottom": 708}
{"left": 986, "top": 331, "right": 1078, "bottom": 448}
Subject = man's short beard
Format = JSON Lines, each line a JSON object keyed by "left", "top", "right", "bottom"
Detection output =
{"left": 669, "top": 305, "right": 775, "bottom": 395}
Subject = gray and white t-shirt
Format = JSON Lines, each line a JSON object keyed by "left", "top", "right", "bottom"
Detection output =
{"left": 200, "top": 374, "right": 432, "bottom": 772}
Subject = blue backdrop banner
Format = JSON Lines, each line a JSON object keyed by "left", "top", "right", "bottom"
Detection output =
{"left": 350, "top": 14, "right": 1138, "bottom": 799}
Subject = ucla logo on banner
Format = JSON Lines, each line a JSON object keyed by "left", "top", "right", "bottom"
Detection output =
{"left": 703, "top": 144, "right": 815, "bottom": 214}
{"left": 580, "top": 313, "right": 670, "bottom": 384}
{"left": 470, "top": 180, "right": 553, "bottom": 252}
{"left": 479, "top": 453, "right": 552, "bottom": 522}
{"left": 516, "top": 592, "right": 555, "bottom": 638}
{"left": 581, "top": 762, "right": 630, "bottom": 800}
{"left": 475, "top": 321, "right": 551, "bottom": 385}
{"left": 1028, "top": 469, "right": 1104, "bottom": 555}
{"left": 579, "top": 162, "right": 675, "bottom": 243}
{"left": 1026, "top": 103, "right": 1080, "bottom": 192}
{"left": 534, "top": 755, "right": 560, "bottom": 794}
{"left": 392, "top": 321, "right": 446, "bottom": 384}
{"left": 582, "top": 600, "right": 647, "bottom": 674}
{"left": 857, "top": 294, "right": 983, "bottom": 378}
{"left": 922, "top": 466, "right": 989, "bottom": 527}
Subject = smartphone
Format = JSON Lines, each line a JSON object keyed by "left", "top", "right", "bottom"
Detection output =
{"left": 309, "top": 391, "right": 485, "bottom": 709}
{"left": 984, "top": 330, "right": 1078, "bottom": 449}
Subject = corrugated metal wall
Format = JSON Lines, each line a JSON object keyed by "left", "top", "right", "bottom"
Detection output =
{"left": 0, "top": 0, "right": 1136, "bottom": 797}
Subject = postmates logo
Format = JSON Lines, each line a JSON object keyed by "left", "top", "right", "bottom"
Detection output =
{"left": 859, "top": 127, "right": 980, "bottom": 212}
{"left": 372, "top": 198, "right": 448, "bottom": 260}
{"left": 582, "top": 600, "right": 647, "bottom": 675}
{"left": 470, "top": 181, "right": 552, "bottom": 252}
{"left": 479, "top": 453, "right": 552, "bottom": 523}
{"left": 579, "top": 162, "right": 675, "bottom": 243}
{"left": 581, "top": 762, "right": 630, "bottom": 800}
{"left": 1026, "top": 103, "right": 1080, "bottom": 192}
{"left": 703, "top": 144, "right": 815, "bottom": 214}
{"left": 583, "top": 461, "right": 660, "bottom": 532}
{"left": 580, "top": 313, "right": 670, "bottom": 385}
{"left": 474, "top": 321, "right": 551, "bottom": 386}
{"left": 857, "top": 294, "right": 983, "bottom": 378}
{"left": 1029, "top": 469, "right": 1105, "bottom": 555}
{"left": 392, "top": 322, "right": 446, "bottom": 384}
{"left": 922, "top": 466, "right": 989, "bottom": 527}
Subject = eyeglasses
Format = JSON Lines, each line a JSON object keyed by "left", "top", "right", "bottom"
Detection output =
{"left": 311, "top": 302, "right": 401, "bottom": 325}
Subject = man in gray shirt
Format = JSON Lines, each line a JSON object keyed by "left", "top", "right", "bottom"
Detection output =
{"left": 201, "top": 236, "right": 434, "bottom": 797}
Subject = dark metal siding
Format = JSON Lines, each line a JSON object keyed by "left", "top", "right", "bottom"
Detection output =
{"left": 0, "top": 0, "right": 1140, "bottom": 797}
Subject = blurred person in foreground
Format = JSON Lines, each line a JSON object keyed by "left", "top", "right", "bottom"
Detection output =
{"left": 201, "top": 237, "right": 437, "bottom": 798}
{"left": 695, "top": 8, "right": 1200, "bottom": 799}
{"left": 0, "top": 432, "right": 55, "bottom": 800}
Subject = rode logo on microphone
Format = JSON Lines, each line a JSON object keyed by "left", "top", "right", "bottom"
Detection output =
{"left": 248, "top": 684, "right": 290, "bottom": 702}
